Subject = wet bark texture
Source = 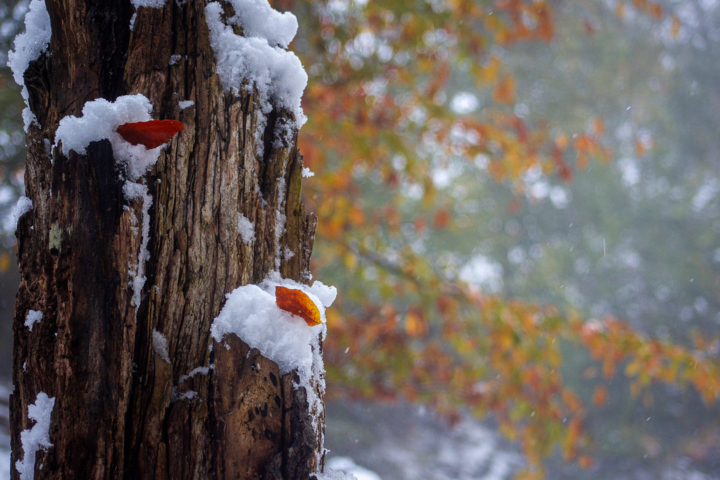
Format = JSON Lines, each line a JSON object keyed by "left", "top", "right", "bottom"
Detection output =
{"left": 10, "top": 1, "right": 323, "bottom": 479}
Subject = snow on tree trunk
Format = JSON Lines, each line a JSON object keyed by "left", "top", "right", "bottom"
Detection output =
{"left": 10, "top": 0, "right": 325, "bottom": 478}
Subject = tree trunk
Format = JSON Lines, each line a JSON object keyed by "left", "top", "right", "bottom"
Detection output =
{"left": 10, "top": 1, "right": 323, "bottom": 479}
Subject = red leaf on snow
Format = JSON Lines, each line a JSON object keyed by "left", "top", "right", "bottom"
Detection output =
{"left": 275, "top": 286, "right": 323, "bottom": 327}
{"left": 116, "top": 120, "right": 184, "bottom": 149}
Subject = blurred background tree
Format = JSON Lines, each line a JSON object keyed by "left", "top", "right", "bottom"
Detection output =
{"left": 2, "top": 0, "right": 720, "bottom": 479}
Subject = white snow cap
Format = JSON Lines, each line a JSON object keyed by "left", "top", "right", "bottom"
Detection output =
{"left": 25, "top": 310, "right": 43, "bottom": 331}
{"left": 225, "top": 0, "right": 298, "bottom": 48}
{"left": 211, "top": 273, "right": 335, "bottom": 382}
{"left": 237, "top": 212, "right": 255, "bottom": 244}
{"left": 9, "top": 196, "right": 33, "bottom": 230}
{"left": 16, "top": 392, "right": 55, "bottom": 480}
{"left": 205, "top": 1, "right": 307, "bottom": 127}
{"left": 7, "top": 0, "right": 51, "bottom": 132}
{"left": 54, "top": 94, "right": 167, "bottom": 182}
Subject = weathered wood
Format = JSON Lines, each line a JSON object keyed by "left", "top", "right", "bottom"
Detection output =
{"left": 11, "top": 1, "right": 322, "bottom": 479}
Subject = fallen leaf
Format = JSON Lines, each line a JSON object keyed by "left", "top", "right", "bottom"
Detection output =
{"left": 275, "top": 286, "right": 322, "bottom": 326}
{"left": 116, "top": 120, "right": 184, "bottom": 149}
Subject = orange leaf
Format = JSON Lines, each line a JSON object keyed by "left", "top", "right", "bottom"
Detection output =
{"left": 635, "top": 139, "right": 647, "bottom": 156}
{"left": 404, "top": 310, "right": 428, "bottom": 338}
{"left": 116, "top": 120, "right": 184, "bottom": 149}
{"left": 433, "top": 209, "right": 451, "bottom": 229}
{"left": 648, "top": 2, "right": 663, "bottom": 19}
{"left": 275, "top": 286, "right": 322, "bottom": 326}
{"left": 493, "top": 75, "right": 516, "bottom": 104}
{"left": 578, "top": 455, "right": 594, "bottom": 469}
{"left": 671, "top": 15, "right": 681, "bottom": 39}
{"left": 0, "top": 252, "right": 9, "bottom": 273}
{"left": 593, "top": 385, "right": 607, "bottom": 406}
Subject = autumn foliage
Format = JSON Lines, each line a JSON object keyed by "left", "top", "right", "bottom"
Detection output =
{"left": 271, "top": 0, "right": 720, "bottom": 477}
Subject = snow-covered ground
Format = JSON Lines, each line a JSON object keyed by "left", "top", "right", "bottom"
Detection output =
{"left": 324, "top": 400, "right": 720, "bottom": 480}
{"left": 324, "top": 401, "right": 523, "bottom": 480}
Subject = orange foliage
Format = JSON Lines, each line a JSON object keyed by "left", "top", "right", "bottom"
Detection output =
{"left": 284, "top": 0, "right": 706, "bottom": 476}
{"left": 593, "top": 386, "right": 607, "bottom": 407}
{"left": 494, "top": 75, "right": 517, "bottom": 104}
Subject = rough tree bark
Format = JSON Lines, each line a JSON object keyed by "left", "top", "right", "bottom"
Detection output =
{"left": 10, "top": 1, "right": 324, "bottom": 478}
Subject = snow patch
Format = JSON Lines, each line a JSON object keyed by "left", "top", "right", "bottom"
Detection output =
{"left": 179, "top": 100, "right": 194, "bottom": 110}
{"left": 179, "top": 366, "right": 209, "bottom": 384}
{"left": 314, "top": 471, "right": 358, "bottom": 480}
{"left": 16, "top": 392, "right": 54, "bottom": 480}
{"left": 124, "top": 182, "right": 153, "bottom": 308}
{"left": 132, "top": 0, "right": 166, "bottom": 7}
{"left": 152, "top": 329, "right": 171, "bottom": 363}
{"left": 204, "top": 0, "right": 307, "bottom": 156}
{"left": 223, "top": 0, "right": 298, "bottom": 48}
{"left": 302, "top": 167, "right": 314, "bottom": 178}
{"left": 178, "top": 390, "right": 198, "bottom": 401}
{"left": 7, "top": 0, "right": 51, "bottom": 132}
{"left": 54, "top": 95, "right": 163, "bottom": 182}
{"left": 305, "top": 280, "right": 337, "bottom": 309}
{"left": 24, "top": 310, "right": 43, "bottom": 331}
{"left": 237, "top": 212, "right": 255, "bottom": 244}
{"left": 275, "top": 177, "right": 286, "bottom": 268}
{"left": 9, "top": 196, "right": 33, "bottom": 230}
{"left": 22, "top": 108, "right": 37, "bottom": 133}
{"left": 325, "top": 457, "right": 381, "bottom": 480}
